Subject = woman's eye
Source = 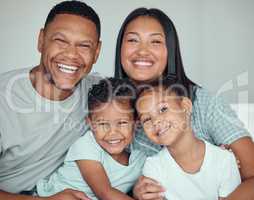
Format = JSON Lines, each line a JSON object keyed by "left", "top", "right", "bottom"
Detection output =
{"left": 152, "top": 40, "right": 162, "bottom": 44}
{"left": 127, "top": 38, "right": 138, "bottom": 43}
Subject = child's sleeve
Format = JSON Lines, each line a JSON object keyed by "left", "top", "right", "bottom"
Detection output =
{"left": 65, "top": 132, "right": 102, "bottom": 162}
{"left": 219, "top": 152, "right": 241, "bottom": 197}
{"left": 142, "top": 157, "right": 160, "bottom": 181}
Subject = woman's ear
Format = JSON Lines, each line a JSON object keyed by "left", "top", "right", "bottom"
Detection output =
{"left": 181, "top": 97, "right": 192, "bottom": 115}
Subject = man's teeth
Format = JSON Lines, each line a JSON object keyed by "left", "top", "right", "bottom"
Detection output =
{"left": 134, "top": 61, "right": 153, "bottom": 67}
{"left": 107, "top": 140, "right": 121, "bottom": 144}
{"left": 58, "top": 64, "right": 78, "bottom": 74}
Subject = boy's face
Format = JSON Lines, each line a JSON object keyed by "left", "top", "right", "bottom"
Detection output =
{"left": 37, "top": 14, "right": 101, "bottom": 91}
{"left": 88, "top": 100, "right": 135, "bottom": 158}
{"left": 136, "top": 87, "right": 191, "bottom": 146}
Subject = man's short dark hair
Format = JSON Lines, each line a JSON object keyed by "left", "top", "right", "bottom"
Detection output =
{"left": 44, "top": 0, "right": 101, "bottom": 39}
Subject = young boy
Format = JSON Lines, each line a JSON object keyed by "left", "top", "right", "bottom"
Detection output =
{"left": 135, "top": 78, "right": 241, "bottom": 200}
{"left": 36, "top": 78, "right": 146, "bottom": 200}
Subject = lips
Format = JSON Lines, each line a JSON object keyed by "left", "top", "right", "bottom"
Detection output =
{"left": 57, "top": 63, "right": 79, "bottom": 74}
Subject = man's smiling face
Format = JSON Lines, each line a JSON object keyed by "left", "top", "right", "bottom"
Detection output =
{"left": 38, "top": 14, "right": 101, "bottom": 91}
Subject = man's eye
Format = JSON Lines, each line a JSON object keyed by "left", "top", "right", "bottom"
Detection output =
{"left": 54, "top": 38, "right": 67, "bottom": 43}
{"left": 79, "top": 44, "right": 91, "bottom": 48}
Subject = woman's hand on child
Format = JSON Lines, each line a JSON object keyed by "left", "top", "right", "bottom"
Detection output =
{"left": 48, "top": 189, "right": 91, "bottom": 200}
{"left": 133, "top": 176, "right": 165, "bottom": 200}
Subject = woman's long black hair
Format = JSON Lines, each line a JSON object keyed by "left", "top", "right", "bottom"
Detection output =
{"left": 114, "top": 7, "right": 199, "bottom": 101}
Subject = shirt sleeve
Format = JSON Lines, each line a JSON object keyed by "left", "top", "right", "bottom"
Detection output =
{"left": 203, "top": 91, "right": 250, "bottom": 145}
{"left": 142, "top": 157, "right": 161, "bottom": 181}
{"left": 65, "top": 131, "right": 102, "bottom": 162}
{"left": 218, "top": 152, "right": 241, "bottom": 197}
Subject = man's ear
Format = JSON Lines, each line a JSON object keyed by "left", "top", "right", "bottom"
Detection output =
{"left": 93, "top": 40, "right": 101, "bottom": 64}
{"left": 181, "top": 97, "right": 192, "bottom": 114}
{"left": 37, "top": 28, "right": 45, "bottom": 53}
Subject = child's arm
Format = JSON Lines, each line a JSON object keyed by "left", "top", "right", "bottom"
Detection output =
{"left": 76, "top": 160, "right": 134, "bottom": 200}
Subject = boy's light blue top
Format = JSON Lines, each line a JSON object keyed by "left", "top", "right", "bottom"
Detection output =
{"left": 133, "top": 87, "right": 251, "bottom": 156}
{"left": 37, "top": 131, "right": 146, "bottom": 199}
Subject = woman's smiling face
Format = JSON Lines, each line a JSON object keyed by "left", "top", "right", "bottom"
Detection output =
{"left": 121, "top": 16, "right": 168, "bottom": 84}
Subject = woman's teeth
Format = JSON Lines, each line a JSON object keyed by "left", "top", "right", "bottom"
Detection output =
{"left": 107, "top": 139, "right": 121, "bottom": 144}
{"left": 58, "top": 64, "right": 78, "bottom": 74}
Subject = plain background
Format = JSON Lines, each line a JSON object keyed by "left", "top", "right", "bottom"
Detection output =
{"left": 0, "top": 0, "right": 253, "bottom": 104}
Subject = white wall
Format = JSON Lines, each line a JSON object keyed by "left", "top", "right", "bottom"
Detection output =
{"left": 0, "top": 0, "right": 253, "bottom": 103}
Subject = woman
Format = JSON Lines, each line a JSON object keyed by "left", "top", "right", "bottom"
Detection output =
{"left": 114, "top": 7, "right": 254, "bottom": 200}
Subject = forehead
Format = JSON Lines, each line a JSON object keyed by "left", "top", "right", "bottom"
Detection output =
{"left": 45, "top": 14, "right": 98, "bottom": 39}
{"left": 137, "top": 88, "right": 178, "bottom": 109}
{"left": 124, "top": 16, "right": 165, "bottom": 35}
{"left": 91, "top": 100, "right": 134, "bottom": 119}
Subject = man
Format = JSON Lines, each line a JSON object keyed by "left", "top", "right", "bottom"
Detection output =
{"left": 0, "top": 1, "right": 101, "bottom": 199}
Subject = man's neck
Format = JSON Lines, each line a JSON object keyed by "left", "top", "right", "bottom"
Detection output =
{"left": 29, "top": 66, "right": 74, "bottom": 101}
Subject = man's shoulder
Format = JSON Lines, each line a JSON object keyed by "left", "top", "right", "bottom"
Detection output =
{"left": 0, "top": 67, "right": 30, "bottom": 90}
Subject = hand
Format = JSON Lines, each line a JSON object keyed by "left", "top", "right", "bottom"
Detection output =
{"left": 133, "top": 176, "right": 165, "bottom": 200}
{"left": 48, "top": 189, "right": 91, "bottom": 200}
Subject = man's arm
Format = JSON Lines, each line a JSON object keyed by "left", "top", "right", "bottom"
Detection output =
{"left": 0, "top": 189, "right": 90, "bottom": 200}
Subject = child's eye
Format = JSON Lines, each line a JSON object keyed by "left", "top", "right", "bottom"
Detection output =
{"left": 142, "top": 117, "right": 151, "bottom": 124}
{"left": 159, "top": 106, "right": 168, "bottom": 113}
{"left": 118, "top": 121, "right": 129, "bottom": 126}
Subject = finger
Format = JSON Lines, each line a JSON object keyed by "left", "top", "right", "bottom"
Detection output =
{"left": 72, "top": 191, "right": 91, "bottom": 200}
{"left": 141, "top": 191, "right": 165, "bottom": 200}
{"left": 138, "top": 176, "right": 162, "bottom": 187}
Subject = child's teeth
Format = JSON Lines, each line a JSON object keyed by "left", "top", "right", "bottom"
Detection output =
{"left": 108, "top": 140, "right": 121, "bottom": 144}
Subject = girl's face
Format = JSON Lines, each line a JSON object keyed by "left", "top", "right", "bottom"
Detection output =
{"left": 136, "top": 88, "right": 191, "bottom": 146}
{"left": 121, "top": 16, "right": 168, "bottom": 84}
{"left": 88, "top": 101, "right": 135, "bottom": 160}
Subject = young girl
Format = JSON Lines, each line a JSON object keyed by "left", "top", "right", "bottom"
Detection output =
{"left": 114, "top": 7, "right": 254, "bottom": 200}
{"left": 36, "top": 78, "right": 146, "bottom": 200}
{"left": 135, "top": 79, "right": 241, "bottom": 200}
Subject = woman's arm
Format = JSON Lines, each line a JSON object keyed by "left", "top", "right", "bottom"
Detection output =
{"left": 225, "top": 137, "right": 254, "bottom": 200}
{"left": 76, "top": 160, "right": 134, "bottom": 200}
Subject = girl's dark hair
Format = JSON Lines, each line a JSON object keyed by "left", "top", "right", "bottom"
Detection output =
{"left": 88, "top": 77, "right": 137, "bottom": 117}
{"left": 114, "top": 7, "right": 199, "bottom": 101}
